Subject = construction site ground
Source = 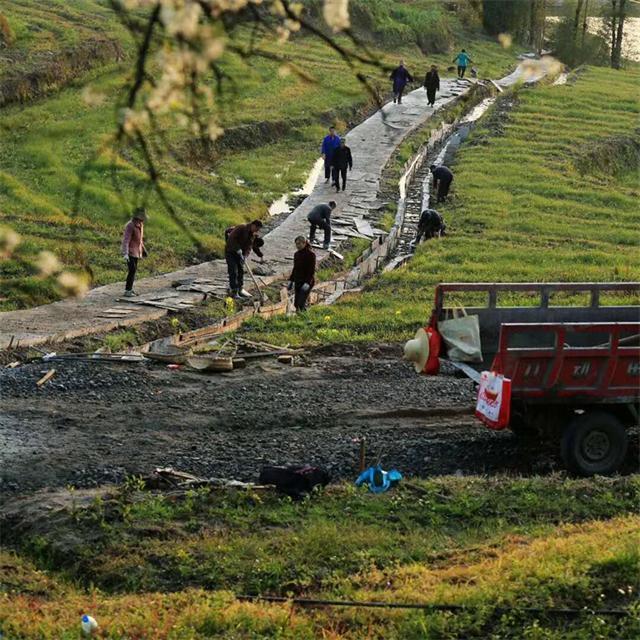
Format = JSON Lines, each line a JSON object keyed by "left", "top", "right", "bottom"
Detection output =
{"left": 2, "top": 343, "right": 638, "bottom": 497}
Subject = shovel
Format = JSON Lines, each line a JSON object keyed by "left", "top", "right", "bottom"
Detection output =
{"left": 245, "top": 259, "right": 267, "bottom": 305}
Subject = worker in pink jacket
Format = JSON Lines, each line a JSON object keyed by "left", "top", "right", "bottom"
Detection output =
{"left": 121, "top": 208, "right": 147, "bottom": 297}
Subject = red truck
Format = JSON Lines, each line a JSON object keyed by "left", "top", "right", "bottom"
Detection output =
{"left": 430, "top": 282, "right": 640, "bottom": 476}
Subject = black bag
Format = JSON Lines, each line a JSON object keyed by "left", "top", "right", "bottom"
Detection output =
{"left": 259, "top": 465, "right": 330, "bottom": 498}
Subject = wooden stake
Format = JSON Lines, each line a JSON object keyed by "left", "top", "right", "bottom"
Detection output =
{"left": 359, "top": 438, "right": 367, "bottom": 473}
{"left": 36, "top": 369, "right": 56, "bottom": 387}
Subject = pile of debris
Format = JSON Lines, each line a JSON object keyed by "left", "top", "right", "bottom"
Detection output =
{"left": 144, "top": 336, "right": 303, "bottom": 372}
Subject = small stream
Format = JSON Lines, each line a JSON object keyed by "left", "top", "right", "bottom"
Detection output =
{"left": 268, "top": 158, "right": 324, "bottom": 217}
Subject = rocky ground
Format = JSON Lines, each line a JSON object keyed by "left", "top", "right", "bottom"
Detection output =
{"left": 2, "top": 344, "right": 636, "bottom": 498}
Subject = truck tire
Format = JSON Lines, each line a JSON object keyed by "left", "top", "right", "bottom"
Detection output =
{"left": 561, "top": 412, "right": 628, "bottom": 476}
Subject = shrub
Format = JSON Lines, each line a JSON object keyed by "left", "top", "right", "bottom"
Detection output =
{"left": 0, "top": 12, "right": 14, "bottom": 48}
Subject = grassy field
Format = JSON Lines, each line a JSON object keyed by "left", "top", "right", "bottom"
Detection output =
{"left": 0, "top": 0, "right": 522, "bottom": 310}
{"left": 1, "top": 475, "right": 638, "bottom": 638}
{"left": 245, "top": 64, "right": 640, "bottom": 346}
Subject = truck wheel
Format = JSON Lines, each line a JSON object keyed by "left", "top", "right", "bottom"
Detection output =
{"left": 561, "top": 412, "right": 628, "bottom": 476}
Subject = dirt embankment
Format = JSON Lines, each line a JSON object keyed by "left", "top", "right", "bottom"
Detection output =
{"left": 0, "top": 38, "right": 125, "bottom": 107}
{"left": 2, "top": 344, "right": 637, "bottom": 497}
{"left": 182, "top": 94, "right": 387, "bottom": 165}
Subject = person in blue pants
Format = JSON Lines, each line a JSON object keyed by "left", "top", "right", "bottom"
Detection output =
{"left": 321, "top": 126, "right": 342, "bottom": 184}
{"left": 390, "top": 60, "right": 413, "bottom": 104}
{"left": 453, "top": 49, "right": 473, "bottom": 78}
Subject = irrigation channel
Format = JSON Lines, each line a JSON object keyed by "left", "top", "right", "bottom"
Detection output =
{"left": 391, "top": 96, "right": 497, "bottom": 261}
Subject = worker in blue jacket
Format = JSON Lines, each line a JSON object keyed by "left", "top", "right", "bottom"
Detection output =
{"left": 321, "top": 126, "right": 342, "bottom": 184}
{"left": 390, "top": 60, "right": 414, "bottom": 104}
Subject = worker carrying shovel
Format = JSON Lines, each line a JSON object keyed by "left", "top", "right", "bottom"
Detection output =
{"left": 224, "top": 220, "right": 264, "bottom": 299}
{"left": 287, "top": 236, "right": 316, "bottom": 312}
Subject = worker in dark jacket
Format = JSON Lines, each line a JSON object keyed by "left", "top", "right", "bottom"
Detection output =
{"left": 424, "top": 65, "right": 440, "bottom": 107}
{"left": 430, "top": 164, "right": 454, "bottom": 203}
{"left": 224, "top": 219, "right": 263, "bottom": 298}
{"left": 415, "top": 208, "right": 446, "bottom": 244}
{"left": 307, "top": 201, "right": 336, "bottom": 250}
{"left": 321, "top": 126, "right": 341, "bottom": 184}
{"left": 331, "top": 139, "right": 353, "bottom": 192}
{"left": 390, "top": 60, "right": 413, "bottom": 104}
{"left": 287, "top": 236, "right": 316, "bottom": 312}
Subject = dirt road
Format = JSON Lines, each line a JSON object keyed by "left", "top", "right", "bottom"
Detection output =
{"left": 3, "top": 345, "right": 635, "bottom": 496}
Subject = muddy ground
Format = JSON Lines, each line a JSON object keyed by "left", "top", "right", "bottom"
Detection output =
{"left": 1, "top": 344, "right": 638, "bottom": 498}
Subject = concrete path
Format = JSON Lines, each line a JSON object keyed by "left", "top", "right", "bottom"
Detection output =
{"left": 0, "top": 77, "right": 476, "bottom": 349}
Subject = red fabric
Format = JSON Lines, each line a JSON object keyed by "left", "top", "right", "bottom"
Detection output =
{"left": 423, "top": 327, "right": 441, "bottom": 375}
{"left": 121, "top": 220, "right": 144, "bottom": 257}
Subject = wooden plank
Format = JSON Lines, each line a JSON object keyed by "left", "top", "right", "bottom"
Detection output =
{"left": 187, "top": 356, "right": 234, "bottom": 372}
{"left": 36, "top": 369, "right": 56, "bottom": 386}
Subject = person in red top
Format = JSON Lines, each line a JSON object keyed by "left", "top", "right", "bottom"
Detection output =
{"left": 287, "top": 235, "right": 316, "bottom": 312}
{"left": 224, "top": 219, "right": 264, "bottom": 298}
{"left": 121, "top": 207, "right": 147, "bottom": 297}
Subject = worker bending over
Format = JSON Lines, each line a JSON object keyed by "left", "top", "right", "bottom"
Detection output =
{"left": 430, "top": 164, "right": 454, "bottom": 203}
{"left": 415, "top": 208, "right": 446, "bottom": 244}
{"left": 307, "top": 200, "right": 336, "bottom": 250}
{"left": 224, "top": 219, "right": 263, "bottom": 299}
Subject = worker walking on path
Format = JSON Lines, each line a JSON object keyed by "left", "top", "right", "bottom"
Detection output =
{"left": 390, "top": 60, "right": 413, "bottom": 104}
{"left": 430, "top": 164, "right": 454, "bottom": 203}
{"left": 321, "top": 126, "right": 342, "bottom": 185}
{"left": 224, "top": 219, "right": 264, "bottom": 299}
{"left": 331, "top": 139, "right": 353, "bottom": 192}
{"left": 423, "top": 65, "right": 440, "bottom": 107}
{"left": 453, "top": 49, "right": 473, "bottom": 79}
{"left": 288, "top": 235, "right": 316, "bottom": 312}
{"left": 307, "top": 201, "right": 336, "bottom": 250}
{"left": 121, "top": 207, "right": 147, "bottom": 297}
{"left": 415, "top": 208, "right": 446, "bottom": 244}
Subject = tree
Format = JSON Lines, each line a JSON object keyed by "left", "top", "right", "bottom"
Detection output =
{"left": 482, "top": 0, "right": 545, "bottom": 49}
{"left": 611, "top": 0, "right": 627, "bottom": 68}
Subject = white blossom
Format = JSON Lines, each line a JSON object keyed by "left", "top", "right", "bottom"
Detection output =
{"left": 323, "top": 0, "right": 349, "bottom": 32}
{"left": 35, "top": 251, "right": 62, "bottom": 277}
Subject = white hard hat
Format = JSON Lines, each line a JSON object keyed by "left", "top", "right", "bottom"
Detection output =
{"left": 403, "top": 327, "right": 430, "bottom": 373}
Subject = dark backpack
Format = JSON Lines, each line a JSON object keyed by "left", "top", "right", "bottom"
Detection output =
{"left": 259, "top": 465, "right": 330, "bottom": 498}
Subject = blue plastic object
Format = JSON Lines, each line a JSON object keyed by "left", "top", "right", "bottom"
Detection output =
{"left": 355, "top": 465, "right": 402, "bottom": 493}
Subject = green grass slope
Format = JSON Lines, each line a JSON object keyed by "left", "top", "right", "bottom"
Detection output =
{"left": 1, "top": 476, "right": 638, "bottom": 638}
{"left": 0, "top": 0, "right": 520, "bottom": 310}
{"left": 247, "top": 65, "right": 640, "bottom": 346}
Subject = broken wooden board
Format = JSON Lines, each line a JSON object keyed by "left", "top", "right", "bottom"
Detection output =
{"left": 36, "top": 369, "right": 56, "bottom": 386}
{"left": 117, "top": 298, "right": 184, "bottom": 311}
{"left": 383, "top": 254, "right": 412, "bottom": 272}
{"left": 186, "top": 356, "right": 234, "bottom": 372}
{"left": 97, "top": 307, "right": 138, "bottom": 319}
{"left": 143, "top": 351, "right": 190, "bottom": 365}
